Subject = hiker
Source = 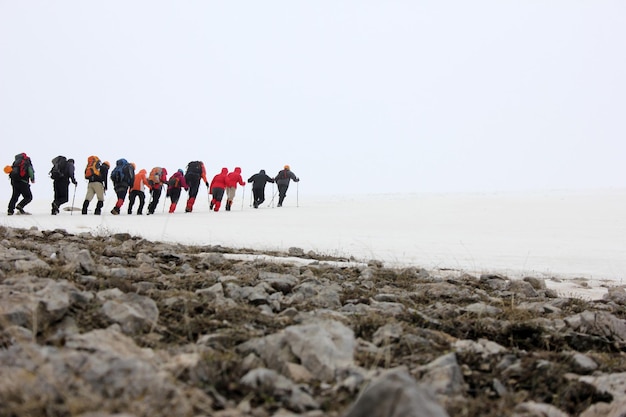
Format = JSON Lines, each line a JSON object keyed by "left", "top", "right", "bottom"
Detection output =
{"left": 110, "top": 159, "right": 135, "bottom": 215}
{"left": 128, "top": 168, "right": 150, "bottom": 215}
{"left": 50, "top": 157, "right": 77, "bottom": 215}
{"left": 166, "top": 169, "right": 188, "bottom": 213}
{"left": 247, "top": 169, "right": 275, "bottom": 208}
{"left": 225, "top": 167, "right": 246, "bottom": 211}
{"left": 274, "top": 165, "right": 300, "bottom": 207}
{"left": 7, "top": 153, "right": 35, "bottom": 215}
{"left": 184, "top": 161, "right": 208, "bottom": 212}
{"left": 147, "top": 167, "right": 168, "bottom": 215}
{"left": 209, "top": 167, "right": 228, "bottom": 212}
{"left": 82, "top": 157, "right": 109, "bottom": 215}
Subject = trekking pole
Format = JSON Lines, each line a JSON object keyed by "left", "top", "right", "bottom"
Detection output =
{"left": 296, "top": 181, "right": 299, "bottom": 208}
{"left": 270, "top": 183, "right": 276, "bottom": 208}
{"left": 249, "top": 188, "right": 253, "bottom": 207}
{"left": 162, "top": 186, "right": 168, "bottom": 213}
{"left": 70, "top": 184, "right": 77, "bottom": 215}
{"left": 241, "top": 185, "right": 245, "bottom": 210}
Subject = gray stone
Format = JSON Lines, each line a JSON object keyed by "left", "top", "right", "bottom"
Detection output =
{"left": 342, "top": 368, "right": 449, "bottom": 417}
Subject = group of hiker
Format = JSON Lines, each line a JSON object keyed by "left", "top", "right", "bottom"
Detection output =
{"left": 5, "top": 153, "right": 300, "bottom": 215}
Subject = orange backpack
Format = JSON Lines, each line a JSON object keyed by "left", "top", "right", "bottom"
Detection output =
{"left": 85, "top": 156, "right": 101, "bottom": 179}
{"left": 148, "top": 167, "right": 162, "bottom": 186}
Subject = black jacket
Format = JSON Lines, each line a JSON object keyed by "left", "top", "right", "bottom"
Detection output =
{"left": 248, "top": 170, "right": 275, "bottom": 190}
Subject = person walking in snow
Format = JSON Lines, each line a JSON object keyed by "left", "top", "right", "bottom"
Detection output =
{"left": 147, "top": 167, "right": 168, "bottom": 215}
{"left": 184, "top": 161, "right": 208, "bottom": 212}
{"left": 110, "top": 159, "right": 135, "bottom": 215}
{"left": 166, "top": 169, "right": 188, "bottom": 213}
{"left": 50, "top": 157, "right": 77, "bottom": 215}
{"left": 82, "top": 158, "right": 109, "bottom": 215}
{"left": 128, "top": 168, "right": 150, "bottom": 215}
{"left": 7, "top": 153, "right": 35, "bottom": 215}
{"left": 274, "top": 165, "right": 299, "bottom": 207}
{"left": 209, "top": 167, "right": 228, "bottom": 212}
{"left": 247, "top": 169, "right": 274, "bottom": 208}
{"left": 225, "top": 167, "right": 246, "bottom": 211}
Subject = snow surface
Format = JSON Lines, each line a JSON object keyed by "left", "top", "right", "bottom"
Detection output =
{"left": 2, "top": 188, "right": 624, "bottom": 300}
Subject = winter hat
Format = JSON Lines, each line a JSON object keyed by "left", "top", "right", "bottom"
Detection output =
{"left": 284, "top": 165, "right": 290, "bottom": 170}
{"left": 67, "top": 159, "right": 74, "bottom": 164}
{"left": 178, "top": 169, "right": 184, "bottom": 174}
{"left": 131, "top": 162, "right": 136, "bottom": 170}
{"left": 103, "top": 161, "right": 110, "bottom": 167}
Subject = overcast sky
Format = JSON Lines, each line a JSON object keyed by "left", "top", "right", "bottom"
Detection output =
{"left": 1, "top": 1, "right": 625, "bottom": 199}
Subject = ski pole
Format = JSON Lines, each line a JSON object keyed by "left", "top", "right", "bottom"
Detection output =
{"left": 70, "top": 184, "right": 77, "bottom": 215}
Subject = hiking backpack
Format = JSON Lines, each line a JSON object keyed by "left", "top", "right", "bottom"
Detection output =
{"left": 85, "top": 155, "right": 101, "bottom": 179}
{"left": 10, "top": 153, "right": 31, "bottom": 180}
{"left": 111, "top": 158, "right": 134, "bottom": 186}
{"left": 148, "top": 167, "right": 162, "bottom": 186}
{"left": 49, "top": 156, "right": 67, "bottom": 180}
{"left": 186, "top": 161, "right": 202, "bottom": 176}
{"left": 168, "top": 175, "right": 180, "bottom": 189}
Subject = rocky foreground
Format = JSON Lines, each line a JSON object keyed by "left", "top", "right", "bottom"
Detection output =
{"left": 0, "top": 225, "right": 625, "bottom": 417}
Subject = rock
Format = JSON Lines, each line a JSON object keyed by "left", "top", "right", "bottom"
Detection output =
{"left": 342, "top": 368, "right": 449, "bottom": 417}
{"left": 100, "top": 293, "right": 159, "bottom": 334}
{"left": 416, "top": 352, "right": 465, "bottom": 396}
{"left": 512, "top": 401, "right": 569, "bottom": 417}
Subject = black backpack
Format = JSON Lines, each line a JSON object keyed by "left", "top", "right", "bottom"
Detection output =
{"left": 49, "top": 156, "right": 67, "bottom": 180}
{"left": 186, "top": 161, "right": 202, "bottom": 177}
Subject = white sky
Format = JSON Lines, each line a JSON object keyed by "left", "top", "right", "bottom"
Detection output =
{"left": 1, "top": 1, "right": 625, "bottom": 199}
{"left": 2, "top": 190, "right": 624, "bottom": 300}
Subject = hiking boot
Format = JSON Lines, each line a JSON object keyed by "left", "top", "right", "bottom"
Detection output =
{"left": 111, "top": 207, "right": 120, "bottom": 215}
{"left": 16, "top": 206, "right": 30, "bottom": 215}
{"left": 277, "top": 203, "right": 282, "bottom": 207}
{"left": 127, "top": 209, "right": 132, "bottom": 215}
{"left": 7, "top": 210, "right": 13, "bottom": 216}
{"left": 82, "top": 200, "right": 89, "bottom": 215}
{"left": 209, "top": 202, "right": 214, "bottom": 210}
{"left": 51, "top": 203, "right": 59, "bottom": 215}
{"left": 95, "top": 201, "right": 103, "bottom": 215}
{"left": 253, "top": 202, "right": 258, "bottom": 209}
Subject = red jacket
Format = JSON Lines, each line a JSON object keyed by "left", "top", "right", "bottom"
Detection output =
{"left": 210, "top": 168, "right": 229, "bottom": 193}
{"left": 226, "top": 167, "right": 246, "bottom": 188}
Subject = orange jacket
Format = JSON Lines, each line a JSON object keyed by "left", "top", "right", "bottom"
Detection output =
{"left": 131, "top": 169, "right": 150, "bottom": 192}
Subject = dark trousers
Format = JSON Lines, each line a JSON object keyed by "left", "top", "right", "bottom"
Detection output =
{"left": 187, "top": 176, "right": 200, "bottom": 198}
{"left": 277, "top": 183, "right": 289, "bottom": 205}
{"left": 8, "top": 180, "right": 32, "bottom": 211}
{"left": 148, "top": 188, "right": 163, "bottom": 213}
{"left": 128, "top": 190, "right": 146, "bottom": 214}
{"left": 212, "top": 187, "right": 225, "bottom": 202}
{"left": 168, "top": 187, "right": 182, "bottom": 204}
{"left": 252, "top": 187, "right": 266, "bottom": 205}
{"left": 53, "top": 180, "right": 70, "bottom": 207}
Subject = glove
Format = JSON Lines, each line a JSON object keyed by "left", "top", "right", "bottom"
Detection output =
{"left": 295, "top": 178, "right": 300, "bottom": 182}
{"left": 72, "top": 179, "right": 78, "bottom": 185}
{"left": 205, "top": 182, "right": 209, "bottom": 187}
{"left": 185, "top": 187, "right": 189, "bottom": 191}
